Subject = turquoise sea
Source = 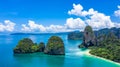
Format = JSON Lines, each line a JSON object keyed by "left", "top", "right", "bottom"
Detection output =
{"left": 0, "top": 34, "right": 120, "bottom": 67}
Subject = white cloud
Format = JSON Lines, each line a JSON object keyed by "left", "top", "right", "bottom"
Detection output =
{"left": 21, "top": 19, "right": 87, "bottom": 32}
{"left": 114, "top": 23, "right": 120, "bottom": 28}
{"left": 65, "top": 18, "right": 86, "bottom": 29}
{"left": 67, "top": 3, "right": 120, "bottom": 30}
{"left": 19, "top": 4, "right": 120, "bottom": 32}
{"left": 46, "top": 25, "right": 67, "bottom": 32}
{"left": 68, "top": 3, "right": 97, "bottom": 17}
{"left": 68, "top": 3, "right": 84, "bottom": 16}
{"left": 21, "top": 20, "right": 69, "bottom": 32}
{"left": 28, "top": 20, "right": 46, "bottom": 32}
{"left": 114, "top": 5, "right": 120, "bottom": 18}
{"left": 86, "top": 12, "right": 115, "bottom": 30}
{"left": 0, "top": 23, "right": 5, "bottom": 32}
{"left": 118, "top": 5, "right": 120, "bottom": 9}
{"left": 0, "top": 20, "right": 16, "bottom": 32}
{"left": 21, "top": 24, "right": 31, "bottom": 32}
{"left": 21, "top": 20, "right": 46, "bottom": 32}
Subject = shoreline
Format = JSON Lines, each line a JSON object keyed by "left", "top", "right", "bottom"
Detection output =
{"left": 84, "top": 49, "right": 120, "bottom": 66}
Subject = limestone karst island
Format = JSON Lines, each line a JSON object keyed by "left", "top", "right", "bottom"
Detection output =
{"left": 14, "top": 36, "right": 65, "bottom": 55}
{"left": 0, "top": 0, "right": 120, "bottom": 67}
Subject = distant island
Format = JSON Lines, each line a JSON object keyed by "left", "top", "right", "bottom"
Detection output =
{"left": 68, "top": 27, "right": 120, "bottom": 40}
{"left": 79, "top": 26, "right": 120, "bottom": 63}
{"left": 68, "top": 31, "right": 83, "bottom": 40}
{"left": 11, "top": 32, "right": 69, "bottom": 35}
{"left": 13, "top": 36, "right": 65, "bottom": 55}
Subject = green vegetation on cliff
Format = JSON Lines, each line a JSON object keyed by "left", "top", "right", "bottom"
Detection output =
{"left": 90, "top": 32, "right": 120, "bottom": 62}
{"left": 13, "top": 38, "right": 45, "bottom": 54}
{"left": 79, "top": 26, "right": 120, "bottom": 63}
{"left": 44, "top": 36, "right": 65, "bottom": 55}
{"left": 85, "top": 26, "right": 94, "bottom": 34}
{"left": 14, "top": 38, "right": 34, "bottom": 53}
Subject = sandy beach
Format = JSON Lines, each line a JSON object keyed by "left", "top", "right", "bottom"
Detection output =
{"left": 84, "top": 49, "right": 120, "bottom": 66}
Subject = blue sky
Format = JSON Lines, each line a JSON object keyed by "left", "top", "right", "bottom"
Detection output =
{"left": 0, "top": 0, "right": 120, "bottom": 33}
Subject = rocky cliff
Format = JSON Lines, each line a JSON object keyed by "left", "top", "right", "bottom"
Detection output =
{"left": 79, "top": 26, "right": 96, "bottom": 48}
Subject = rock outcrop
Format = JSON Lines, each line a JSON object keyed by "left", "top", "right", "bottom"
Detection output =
{"left": 44, "top": 36, "right": 65, "bottom": 55}
{"left": 79, "top": 26, "right": 96, "bottom": 48}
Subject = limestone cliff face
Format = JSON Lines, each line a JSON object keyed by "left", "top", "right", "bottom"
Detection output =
{"left": 82, "top": 26, "right": 96, "bottom": 47}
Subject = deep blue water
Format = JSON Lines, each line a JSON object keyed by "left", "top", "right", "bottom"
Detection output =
{"left": 0, "top": 34, "right": 120, "bottom": 67}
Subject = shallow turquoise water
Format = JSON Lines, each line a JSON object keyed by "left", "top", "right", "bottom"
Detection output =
{"left": 0, "top": 34, "right": 120, "bottom": 67}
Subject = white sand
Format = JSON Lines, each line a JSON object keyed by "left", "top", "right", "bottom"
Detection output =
{"left": 84, "top": 49, "right": 120, "bottom": 65}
